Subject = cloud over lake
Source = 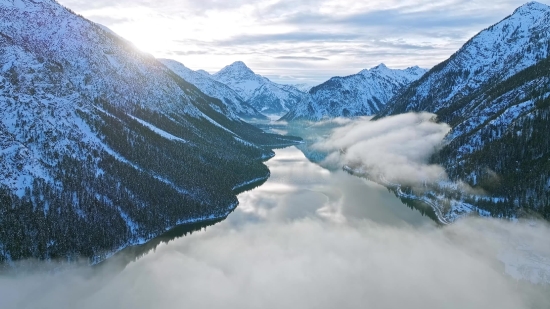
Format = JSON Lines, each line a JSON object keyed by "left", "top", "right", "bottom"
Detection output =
{"left": 313, "top": 113, "right": 451, "bottom": 185}
{"left": 1, "top": 217, "right": 549, "bottom": 309}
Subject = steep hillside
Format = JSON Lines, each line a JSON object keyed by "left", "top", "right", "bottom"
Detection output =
{"left": 432, "top": 56, "right": 550, "bottom": 219}
{"left": 375, "top": 1, "right": 550, "bottom": 220}
{"left": 378, "top": 1, "right": 550, "bottom": 117}
{"left": 0, "top": 0, "right": 300, "bottom": 263}
{"left": 213, "top": 61, "right": 307, "bottom": 115}
{"left": 281, "top": 64, "right": 426, "bottom": 121}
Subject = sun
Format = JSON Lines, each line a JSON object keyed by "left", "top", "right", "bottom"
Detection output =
{"left": 110, "top": 22, "right": 175, "bottom": 56}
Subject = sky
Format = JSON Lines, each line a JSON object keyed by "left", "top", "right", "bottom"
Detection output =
{"left": 57, "top": 0, "right": 536, "bottom": 85}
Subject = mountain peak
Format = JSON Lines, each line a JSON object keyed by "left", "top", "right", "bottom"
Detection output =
{"left": 372, "top": 63, "right": 389, "bottom": 70}
{"left": 513, "top": 1, "right": 550, "bottom": 14}
{"left": 196, "top": 69, "right": 210, "bottom": 76}
{"left": 214, "top": 61, "right": 256, "bottom": 79}
{"left": 358, "top": 63, "right": 390, "bottom": 75}
{"left": 228, "top": 61, "right": 253, "bottom": 72}
{"left": 405, "top": 65, "right": 428, "bottom": 76}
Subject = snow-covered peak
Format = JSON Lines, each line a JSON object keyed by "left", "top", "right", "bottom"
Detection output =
{"left": 212, "top": 61, "right": 266, "bottom": 100}
{"left": 404, "top": 66, "right": 427, "bottom": 77}
{"left": 513, "top": 1, "right": 550, "bottom": 15}
{"left": 196, "top": 69, "right": 210, "bottom": 76}
{"left": 370, "top": 63, "right": 389, "bottom": 71}
{"left": 212, "top": 61, "right": 307, "bottom": 114}
{"left": 288, "top": 83, "right": 313, "bottom": 93}
{"left": 359, "top": 64, "right": 427, "bottom": 84}
{"left": 215, "top": 61, "right": 257, "bottom": 79}
{"left": 160, "top": 58, "right": 266, "bottom": 119}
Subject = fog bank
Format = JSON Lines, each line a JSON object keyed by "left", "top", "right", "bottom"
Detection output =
{"left": 1, "top": 218, "right": 549, "bottom": 309}
{"left": 312, "top": 113, "right": 451, "bottom": 185}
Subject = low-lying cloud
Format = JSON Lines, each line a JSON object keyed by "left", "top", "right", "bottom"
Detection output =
{"left": 313, "top": 113, "right": 451, "bottom": 186}
{"left": 1, "top": 217, "right": 549, "bottom": 309}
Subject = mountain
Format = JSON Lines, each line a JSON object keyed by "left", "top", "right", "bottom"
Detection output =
{"left": 0, "top": 0, "right": 300, "bottom": 263}
{"left": 196, "top": 69, "right": 211, "bottom": 77}
{"left": 159, "top": 59, "right": 267, "bottom": 119}
{"left": 281, "top": 64, "right": 426, "bottom": 121}
{"left": 378, "top": 2, "right": 550, "bottom": 117}
{"left": 377, "top": 1, "right": 550, "bottom": 220}
{"left": 212, "top": 61, "right": 307, "bottom": 115}
{"left": 290, "top": 83, "right": 313, "bottom": 93}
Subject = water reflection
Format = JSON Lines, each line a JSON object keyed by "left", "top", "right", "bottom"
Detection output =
{"left": 230, "top": 146, "right": 434, "bottom": 228}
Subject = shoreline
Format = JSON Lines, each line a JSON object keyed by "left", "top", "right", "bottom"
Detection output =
{"left": 342, "top": 165, "right": 449, "bottom": 225}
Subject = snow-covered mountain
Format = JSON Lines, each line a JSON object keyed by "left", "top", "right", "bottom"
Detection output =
{"left": 281, "top": 64, "right": 426, "bottom": 121}
{"left": 0, "top": 0, "right": 300, "bottom": 263}
{"left": 159, "top": 59, "right": 266, "bottom": 119}
{"left": 379, "top": 1, "right": 550, "bottom": 117}
{"left": 376, "top": 1, "right": 550, "bottom": 220}
{"left": 289, "top": 83, "right": 313, "bottom": 93}
{"left": 213, "top": 61, "right": 307, "bottom": 115}
{"left": 196, "top": 69, "right": 211, "bottom": 77}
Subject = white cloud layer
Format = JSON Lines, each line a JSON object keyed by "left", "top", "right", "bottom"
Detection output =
{"left": 313, "top": 113, "right": 451, "bottom": 185}
{"left": 1, "top": 218, "right": 549, "bottom": 309}
{"left": 56, "top": 0, "right": 535, "bottom": 84}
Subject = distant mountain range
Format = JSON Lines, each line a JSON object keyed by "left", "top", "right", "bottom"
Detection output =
{"left": 281, "top": 64, "right": 426, "bottom": 121}
{"left": 173, "top": 60, "right": 426, "bottom": 121}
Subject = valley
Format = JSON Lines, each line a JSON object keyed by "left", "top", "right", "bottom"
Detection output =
{"left": 0, "top": 0, "right": 550, "bottom": 309}
{"left": 0, "top": 1, "right": 549, "bottom": 302}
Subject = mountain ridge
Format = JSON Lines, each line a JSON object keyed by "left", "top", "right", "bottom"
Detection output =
{"left": 159, "top": 59, "right": 267, "bottom": 119}
{"left": 281, "top": 64, "right": 426, "bottom": 121}
{"left": 213, "top": 61, "right": 308, "bottom": 115}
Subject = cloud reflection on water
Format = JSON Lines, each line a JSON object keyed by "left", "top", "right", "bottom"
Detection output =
{"left": 230, "top": 146, "right": 432, "bottom": 227}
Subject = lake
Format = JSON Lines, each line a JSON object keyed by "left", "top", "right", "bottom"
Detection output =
{"left": 231, "top": 146, "right": 434, "bottom": 228}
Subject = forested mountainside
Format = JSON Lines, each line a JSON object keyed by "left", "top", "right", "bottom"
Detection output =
{"left": 0, "top": 0, "right": 300, "bottom": 264}
{"left": 159, "top": 59, "right": 267, "bottom": 120}
{"left": 213, "top": 61, "right": 307, "bottom": 115}
{"left": 432, "top": 55, "right": 550, "bottom": 219}
{"left": 377, "top": 1, "right": 550, "bottom": 219}
{"left": 281, "top": 64, "right": 426, "bottom": 121}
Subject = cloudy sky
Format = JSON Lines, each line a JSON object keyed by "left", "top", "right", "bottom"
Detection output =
{"left": 57, "top": 0, "right": 534, "bottom": 84}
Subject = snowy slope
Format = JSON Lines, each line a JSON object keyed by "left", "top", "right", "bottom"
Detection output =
{"left": 379, "top": 1, "right": 550, "bottom": 117}
{"left": 374, "top": 2, "right": 550, "bottom": 220}
{"left": 282, "top": 64, "right": 426, "bottom": 121}
{"left": 0, "top": 0, "right": 300, "bottom": 263}
{"left": 159, "top": 59, "right": 266, "bottom": 119}
{"left": 289, "top": 83, "right": 313, "bottom": 93}
{"left": 213, "top": 61, "right": 308, "bottom": 115}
